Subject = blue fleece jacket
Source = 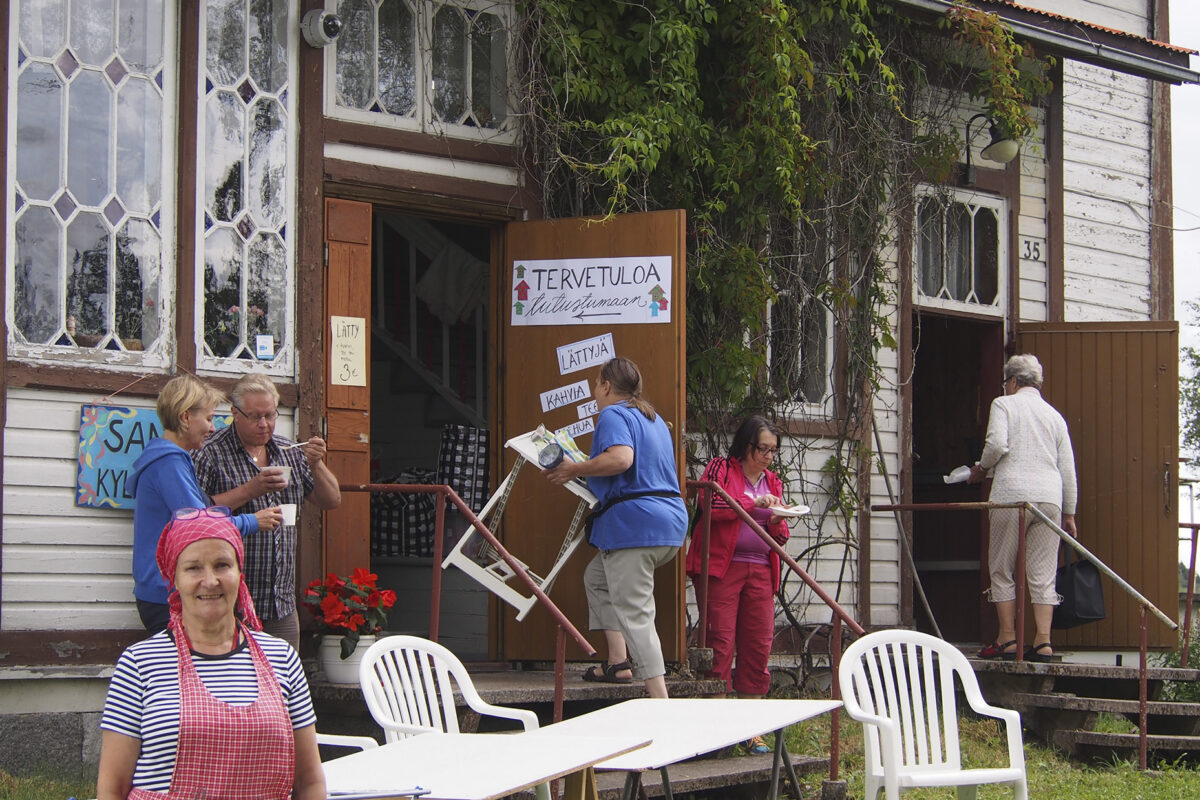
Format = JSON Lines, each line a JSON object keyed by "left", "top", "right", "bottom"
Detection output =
{"left": 128, "top": 437, "right": 258, "bottom": 604}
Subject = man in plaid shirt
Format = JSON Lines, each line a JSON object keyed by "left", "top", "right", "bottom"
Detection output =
{"left": 194, "top": 374, "right": 341, "bottom": 649}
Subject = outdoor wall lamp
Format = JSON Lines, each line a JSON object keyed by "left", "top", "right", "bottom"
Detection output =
{"left": 963, "top": 113, "right": 1020, "bottom": 184}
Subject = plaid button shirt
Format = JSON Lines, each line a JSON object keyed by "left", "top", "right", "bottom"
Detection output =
{"left": 193, "top": 426, "right": 315, "bottom": 620}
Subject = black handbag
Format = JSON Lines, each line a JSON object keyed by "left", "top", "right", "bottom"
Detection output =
{"left": 1052, "top": 550, "right": 1106, "bottom": 629}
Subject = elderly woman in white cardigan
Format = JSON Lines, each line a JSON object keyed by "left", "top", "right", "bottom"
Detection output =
{"left": 968, "top": 354, "right": 1078, "bottom": 662}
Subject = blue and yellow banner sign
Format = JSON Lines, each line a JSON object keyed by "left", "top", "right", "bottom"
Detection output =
{"left": 76, "top": 404, "right": 230, "bottom": 509}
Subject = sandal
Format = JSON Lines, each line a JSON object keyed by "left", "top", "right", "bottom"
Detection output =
{"left": 582, "top": 659, "right": 633, "bottom": 684}
{"left": 977, "top": 640, "right": 1018, "bottom": 661}
{"left": 1026, "top": 642, "right": 1054, "bottom": 663}
{"left": 746, "top": 735, "right": 771, "bottom": 755}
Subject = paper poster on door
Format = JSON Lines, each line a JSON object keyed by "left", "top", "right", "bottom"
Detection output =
{"left": 539, "top": 379, "right": 591, "bottom": 413}
{"left": 330, "top": 315, "right": 366, "bottom": 386}
{"left": 511, "top": 256, "right": 671, "bottom": 326}
{"left": 560, "top": 417, "right": 595, "bottom": 439}
{"left": 557, "top": 333, "right": 615, "bottom": 375}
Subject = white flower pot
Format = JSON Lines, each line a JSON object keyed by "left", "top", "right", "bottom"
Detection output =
{"left": 318, "top": 634, "right": 375, "bottom": 684}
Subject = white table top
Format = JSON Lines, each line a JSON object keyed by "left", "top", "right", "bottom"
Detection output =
{"left": 322, "top": 731, "right": 650, "bottom": 800}
{"left": 531, "top": 698, "right": 841, "bottom": 771}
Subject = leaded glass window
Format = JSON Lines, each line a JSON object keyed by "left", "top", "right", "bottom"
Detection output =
{"left": 330, "top": 0, "right": 511, "bottom": 140}
{"left": 9, "top": 0, "right": 171, "bottom": 362}
{"left": 769, "top": 288, "right": 829, "bottom": 408}
{"left": 198, "top": 0, "right": 295, "bottom": 369}
{"left": 914, "top": 189, "right": 1004, "bottom": 315}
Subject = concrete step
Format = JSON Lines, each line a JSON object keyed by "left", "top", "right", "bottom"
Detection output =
{"left": 1053, "top": 729, "right": 1200, "bottom": 762}
{"left": 968, "top": 658, "right": 1200, "bottom": 683}
{"left": 1011, "top": 691, "right": 1200, "bottom": 718}
{"left": 1011, "top": 692, "right": 1200, "bottom": 737}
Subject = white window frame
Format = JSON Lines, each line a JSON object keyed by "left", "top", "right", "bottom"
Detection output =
{"left": 321, "top": 0, "right": 516, "bottom": 145}
{"left": 912, "top": 186, "right": 1007, "bottom": 318}
{"left": 767, "top": 288, "right": 833, "bottom": 418}
{"left": 5, "top": 0, "right": 179, "bottom": 370}
{"left": 194, "top": 1, "right": 299, "bottom": 377}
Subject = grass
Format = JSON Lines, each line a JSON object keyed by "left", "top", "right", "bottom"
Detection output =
{"left": 8, "top": 710, "right": 1200, "bottom": 799}
{"left": 0, "top": 768, "right": 95, "bottom": 800}
{"left": 787, "top": 702, "right": 1200, "bottom": 800}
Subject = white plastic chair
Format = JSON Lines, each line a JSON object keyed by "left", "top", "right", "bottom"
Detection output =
{"left": 359, "top": 635, "right": 550, "bottom": 800}
{"left": 315, "top": 732, "right": 379, "bottom": 752}
{"left": 358, "top": 635, "right": 540, "bottom": 741}
{"left": 838, "top": 629, "right": 1028, "bottom": 800}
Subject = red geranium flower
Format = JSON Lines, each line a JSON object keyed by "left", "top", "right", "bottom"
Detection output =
{"left": 302, "top": 567, "right": 397, "bottom": 660}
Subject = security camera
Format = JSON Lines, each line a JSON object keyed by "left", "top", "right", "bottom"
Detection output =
{"left": 301, "top": 8, "right": 343, "bottom": 48}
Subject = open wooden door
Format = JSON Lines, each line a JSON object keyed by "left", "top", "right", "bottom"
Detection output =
{"left": 323, "top": 198, "right": 372, "bottom": 576}
{"left": 495, "top": 211, "right": 687, "bottom": 662}
{"left": 1018, "top": 321, "right": 1178, "bottom": 649}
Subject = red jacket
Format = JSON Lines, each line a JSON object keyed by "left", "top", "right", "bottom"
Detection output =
{"left": 685, "top": 456, "right": 789, "bottom": 590}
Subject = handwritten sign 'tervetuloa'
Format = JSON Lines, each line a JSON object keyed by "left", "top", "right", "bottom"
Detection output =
{"left": 511, "top": 256, "right": 672, "bottom": 326}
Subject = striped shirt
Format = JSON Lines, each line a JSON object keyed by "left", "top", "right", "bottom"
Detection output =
{"left": 194, "top": 427, "right": 316, "bottom": 619}
{"left": 100, "top": 629, "right": 317, "bottom": 792}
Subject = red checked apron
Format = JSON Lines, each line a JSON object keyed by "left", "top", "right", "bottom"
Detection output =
{"left": 128, "top": 621, "right": 294, "bottom": 800}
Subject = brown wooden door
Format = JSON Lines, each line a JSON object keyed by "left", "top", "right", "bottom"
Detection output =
{"left": 1019, "top": 322, "right": 1179, "bottom": 649}
{"left": 323, "top": 198, "right": 372, "bottom": 576}
{"left": 495, "top": 211, "right": 688, "bottom": 661}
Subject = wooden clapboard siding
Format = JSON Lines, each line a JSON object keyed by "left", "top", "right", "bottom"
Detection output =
{"left": 1062, "top": 60, "right": 1153, "bottom": 321}
{"left": 1018, "top": 108, "right": 1050, "bottom": 323}
{"left": 1019, "top": 323, "right": 1178, "bottom": 649}
{"left": 1050, "top": 0, "right": 1148, "bottom": 31}
{"left": 0, "top": 387, "right": 297, "bottom": 632}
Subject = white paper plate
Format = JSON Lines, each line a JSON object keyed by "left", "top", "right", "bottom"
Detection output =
{"left": 769, "top": 504, "right": 811, "bottom": 518}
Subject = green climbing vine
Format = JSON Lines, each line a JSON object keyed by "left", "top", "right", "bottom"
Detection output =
{"left": 943, "top": 2, "right": 1055, "bottom": 139}
{"left": 514, "top": 0, "right": 1051, "bottom": 620}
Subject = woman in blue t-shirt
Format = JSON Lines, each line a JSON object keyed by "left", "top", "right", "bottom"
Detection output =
{"left": 547, "top": 357, "right": 688, "bottom": 697}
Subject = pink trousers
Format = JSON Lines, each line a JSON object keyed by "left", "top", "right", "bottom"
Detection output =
{"left": 704, "top": 560, "right": 775, "bottom": 695}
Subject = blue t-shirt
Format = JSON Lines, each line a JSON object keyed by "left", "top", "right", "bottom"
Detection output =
{"left": 586, "top": 403, "right": 688, "bottom": 550}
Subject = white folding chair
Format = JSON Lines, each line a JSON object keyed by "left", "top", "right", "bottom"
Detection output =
{"left": 359, "top": 635, "right": 549, "bottom": 800}
{"left": 838, "top": 629, "right": 1028, "bottom": 800}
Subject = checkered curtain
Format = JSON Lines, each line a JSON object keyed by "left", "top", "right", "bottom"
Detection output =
{"left": 436, "top": 424, "right": 490, "bottom": 513}
{"left": 370, "top": 468, "right": 438, "bottom": 557}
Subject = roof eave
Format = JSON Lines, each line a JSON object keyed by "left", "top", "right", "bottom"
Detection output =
{"left": 892, "top": 0, "right": 1200, "bottom": 85}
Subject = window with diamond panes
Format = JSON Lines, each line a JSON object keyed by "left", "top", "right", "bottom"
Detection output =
{"left": 331, "top": 0, "right": 511, "bottom": 139}
{"left": 914, "top": 190, "right": 1003, "bottom": 315}
{"left": 9, "top": 0, "right": 170, "bottom": 362}
{"left": 199, "top": 0, "right": 295, "bottom": 369}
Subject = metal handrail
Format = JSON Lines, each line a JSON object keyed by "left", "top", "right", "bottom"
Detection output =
{"left": 338, "top": 482, "right": 596, "bottom": 724}
{"left": 873, "top": 499, "right": 1179, "bottom": 770}
{"left": 1180, "top": 523, "right": 1200, "bottom": 668}
{"left": 687, "top": 478, "right": 865, "bottom": 784}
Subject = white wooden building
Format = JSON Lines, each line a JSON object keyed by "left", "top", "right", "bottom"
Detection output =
{"left": 0, "top": 0, "right": 1195, "bottom": 772}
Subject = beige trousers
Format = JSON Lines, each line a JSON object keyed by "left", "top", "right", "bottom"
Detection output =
{"left": 987, "top": 503, "right": 1063, "bottom": 606}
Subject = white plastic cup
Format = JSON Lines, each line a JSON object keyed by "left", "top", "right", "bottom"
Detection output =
{"left": 280, "top": 503, "right": 298, "bottom": 526}
{"left": 272, "top": 465, "right": 292, "bottom": 485}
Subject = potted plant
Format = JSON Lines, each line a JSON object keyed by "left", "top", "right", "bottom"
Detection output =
{"left": 303, "top": 567, "right": 396, "bottom": 682}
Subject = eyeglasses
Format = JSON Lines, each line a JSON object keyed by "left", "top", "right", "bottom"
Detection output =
{"left": 173, "top": 506, "right": 232, "bottom": 521}
{"left": 754, "top": 444, "right": 781, "bottom": 456}
{"left": 234, "top": 405, "right": 278, "bottom": 423}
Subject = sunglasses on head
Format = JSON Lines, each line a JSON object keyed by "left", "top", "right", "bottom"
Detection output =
{"left": 172, "top": 506, "right": 232, "bottom": 521}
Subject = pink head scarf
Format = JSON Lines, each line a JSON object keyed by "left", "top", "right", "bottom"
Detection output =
{"left": 156, "top": 509, "right": 262, "bottom": 631}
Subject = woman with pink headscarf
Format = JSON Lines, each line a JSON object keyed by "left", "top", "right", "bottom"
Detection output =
{"left": 96, "top": 507, "right": 325, "bottom": 799}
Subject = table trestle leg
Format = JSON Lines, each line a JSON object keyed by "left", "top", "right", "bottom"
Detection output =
{"left": 768, "top": 728, "right": 803, "bottom": 800}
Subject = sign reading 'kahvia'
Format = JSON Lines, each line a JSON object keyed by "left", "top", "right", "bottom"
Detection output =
{"left": 511, "top": 256, "right": 672, "bottom": 326}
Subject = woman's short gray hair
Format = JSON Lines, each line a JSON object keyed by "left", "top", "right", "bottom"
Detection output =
{"left": 1004, "top": 354, "right": 1043, "bottom": 388}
